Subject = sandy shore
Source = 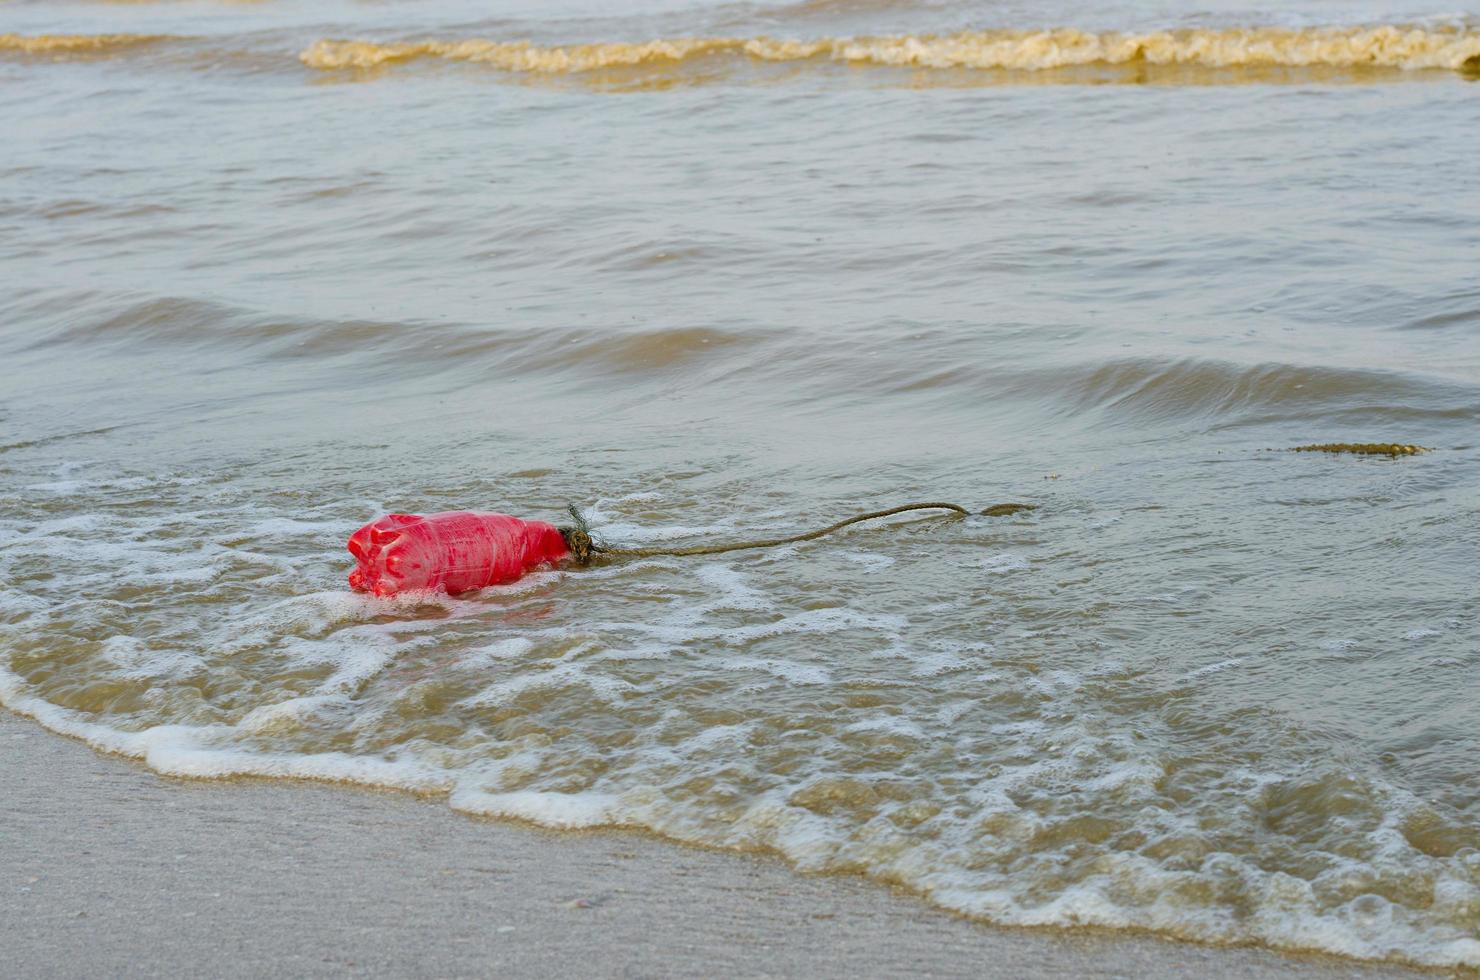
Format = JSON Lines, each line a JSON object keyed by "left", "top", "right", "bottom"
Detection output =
{"left": 2, "top": 708, "right": 1440, "bottom": 979}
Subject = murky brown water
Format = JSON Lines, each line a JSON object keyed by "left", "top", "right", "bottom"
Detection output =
{"left": 3, "top": 0, "right": 1479, "bottom": 967}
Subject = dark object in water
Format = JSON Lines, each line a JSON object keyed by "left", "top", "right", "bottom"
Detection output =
{"left": 1290, "top": 443, "right": 1430, "bottom": 457}
{"left": 980, "top": 503, "right": 1037, "bottom": 517}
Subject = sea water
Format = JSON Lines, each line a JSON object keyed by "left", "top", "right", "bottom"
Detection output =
{"left": 2, "top": 0, "right": 1479, "bottom": 967}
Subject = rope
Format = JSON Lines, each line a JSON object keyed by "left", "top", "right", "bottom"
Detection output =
{"left": 558, "top": 501, "right": 1033, "bottom": 565}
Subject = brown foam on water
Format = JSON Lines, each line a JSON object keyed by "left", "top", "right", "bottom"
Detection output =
{"left": 300, "top": 26, "right": 1480, "bottom": 74}
{"left": 0, "top": 33, "right": 180, "bottom": 56}
{"left": 8, "top": 28, "right": 1477, "bottom": 80}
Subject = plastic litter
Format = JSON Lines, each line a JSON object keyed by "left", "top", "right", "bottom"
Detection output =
{"left": 347, "top": 511, "right": 568, "bottom": 597}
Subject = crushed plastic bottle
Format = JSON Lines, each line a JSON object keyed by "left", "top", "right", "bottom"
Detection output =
{"left": 347, "top": 511, "right": 569, "bottom": 597}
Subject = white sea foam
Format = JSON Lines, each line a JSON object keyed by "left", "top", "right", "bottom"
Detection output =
{"left": 979, "top": 553, "right": 1029, "bottom": 574}
{"left": 1183, "top": 657, "right": 1244, "bottom": 680}
{"left": 462, "top": 651, "right": 635, "bottom": 707}
{"left": 692, "top": 563, "right": 772, "bottom": 611}
{"left": 892, "top": 638, "right": 993, "bottom": 677}
{"left": 839, "top": 550, "right": 896, "bottom": 570}
{"left": 98, "top": 635, "right": 207, "bottom": 679}
{"left": 720, "top": 657, "right": 831, "bottom": 685}
{"left": 753, "top": 544, "right": 800, "bottom": 564}
{"left": 678, "top": 721, "right": 753, "bottom": 751}
{"left": 585, "top": 500, "right": 737, "bottom": 545}
{"left": 0, "top": 665, "right": 449, "bottom": 789}
{"left": 844, "top": 714, "right": 926, "bottom": 739}
{"left": 9, "top": 640, "right": 1480, "bottom": 968}
{"left": 450, "top": 787, "right": 626, "bottom": 828}
{"left": 460, "top": 636, "right": 536, "bottom": 665}
{"left": 5, "top": 484, "right": 1480, "bottom": 971}
{"left": 237, "top": 695, "right": 344, "bottom": 735}
{"left": 904, "top": 649, "right": 971, "bottom": 676}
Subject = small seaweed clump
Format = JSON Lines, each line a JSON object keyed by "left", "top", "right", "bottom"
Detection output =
{"left": 1290, "top": 443, "right": 1430, "bottom": 457}
{"left": 980, "top": 503, "right": 1038, "bottom": 517}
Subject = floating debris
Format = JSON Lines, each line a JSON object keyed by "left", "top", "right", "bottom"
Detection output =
{"left": 1289, "top": 443, "right": 1431, "bottom": 457}
{"left": 980, "top": 503, "right": 1038, "bottom": 517}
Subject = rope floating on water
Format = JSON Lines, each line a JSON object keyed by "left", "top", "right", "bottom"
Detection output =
{"left": 559, "top": 501, "right": 1036, "bottom": 565}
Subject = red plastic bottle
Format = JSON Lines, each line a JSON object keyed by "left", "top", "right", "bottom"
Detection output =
{"left": 347, "top": 512, "right": 570, "bottom": 597}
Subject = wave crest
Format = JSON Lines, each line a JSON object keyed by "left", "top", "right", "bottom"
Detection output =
{"left": 0, "top": 33, "right": 177, "bottom": 55}
{"left": 300, "top": 26, "right": 1480, "bottom": 74}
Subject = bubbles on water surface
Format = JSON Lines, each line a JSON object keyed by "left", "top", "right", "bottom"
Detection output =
{"left": 1, "top": 458, "right": 1478, "bottom": 967}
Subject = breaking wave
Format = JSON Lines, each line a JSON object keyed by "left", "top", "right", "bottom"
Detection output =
{"left": 300, "top": 26, "right": 1480, "bottom": 74}
{"left": 9, "top": 27, "right": 1478, "bottom": 77}
{"left": 0, "top": 33, "right": 179, "bottom": 55}
{"left": 3, "top": 484, "right": 1480, "bottom": 969}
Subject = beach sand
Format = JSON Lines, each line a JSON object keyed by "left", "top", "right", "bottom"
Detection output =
{"left": 2, "top": 710, "right": 1438, "bottom": 978}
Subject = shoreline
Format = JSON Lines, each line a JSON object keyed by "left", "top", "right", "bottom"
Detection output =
{"left": 2, "top": 708, "right": 1443, "bottom": 978}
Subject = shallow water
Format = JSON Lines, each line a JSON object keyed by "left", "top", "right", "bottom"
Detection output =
{"left": 3, "top": 0, "right": 1480, "bottom": 968}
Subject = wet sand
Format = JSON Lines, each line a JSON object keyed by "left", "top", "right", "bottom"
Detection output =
{"left": 2, "top": 709, "right": 1437, "bottom": 979}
